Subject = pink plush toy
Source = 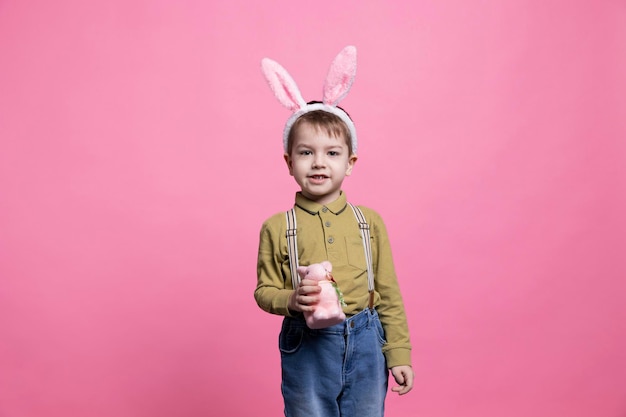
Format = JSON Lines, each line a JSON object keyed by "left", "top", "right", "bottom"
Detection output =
{"left": 297, "top": 261, "right": 346, "bottom": 329}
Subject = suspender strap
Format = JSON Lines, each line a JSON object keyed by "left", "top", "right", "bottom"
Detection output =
{"left": 286, "top": 204, "right": 375, "bottom": 309}
{"left": 285, "top": 208, "right": 300, "bottom": 290}
{"left": 348, "top": 203, "right": 375, "bottom": 309}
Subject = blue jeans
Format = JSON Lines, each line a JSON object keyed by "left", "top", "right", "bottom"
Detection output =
{"left": 279, "top": 308, "right": 388, "bottom": 417}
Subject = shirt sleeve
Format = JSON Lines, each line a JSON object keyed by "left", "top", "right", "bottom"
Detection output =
{"left": 254, "top": 215, "right": 296, "bottom": 317}
{"left": 365, "top": 208, "right": 413, "bottom": 368}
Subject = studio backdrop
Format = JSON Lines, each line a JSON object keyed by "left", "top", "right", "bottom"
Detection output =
{"left": 1, "top": 1, "right": 625, "bottom": 416}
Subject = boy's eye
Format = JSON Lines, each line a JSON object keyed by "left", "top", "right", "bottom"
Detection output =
{"left": 300, "top": 150, "right": 312, "bottom": 156}
{"left": 328, "top": 151, "right": 339, "bottom": 156}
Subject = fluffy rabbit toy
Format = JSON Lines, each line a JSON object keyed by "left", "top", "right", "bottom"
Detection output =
{"left": 297, "top": 261, "right": 347, "bottom": 329}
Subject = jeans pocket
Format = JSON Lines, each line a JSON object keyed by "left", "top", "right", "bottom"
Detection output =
{"left": 279, "top": 321, "right": 304, "bottom": 354}
{"left": 374, "top": 318, "right": 387, "bottom": 346}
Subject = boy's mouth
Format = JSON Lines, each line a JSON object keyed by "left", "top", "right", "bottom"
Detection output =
{"left": 309, "top": 175, "right": 328, "bottom": 179}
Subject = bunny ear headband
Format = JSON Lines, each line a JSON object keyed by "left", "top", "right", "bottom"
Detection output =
{"left": 261, "top": 45, "right": 358, "bottom": 154}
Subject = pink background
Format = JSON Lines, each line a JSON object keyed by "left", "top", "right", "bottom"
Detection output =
{"left": 1, "top": 1, "right": 625, "bottom": 416}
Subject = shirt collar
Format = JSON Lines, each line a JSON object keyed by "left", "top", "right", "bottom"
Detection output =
{"left": 295, "top": 191, "right": 348, "bottom": 215}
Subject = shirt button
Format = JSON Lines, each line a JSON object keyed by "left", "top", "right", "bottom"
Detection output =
{"left": 350, "top": 321, "right": 355, "bottom": 328}
{"left": 325, "top": 221, "right": 331, "bottom": 227}
{"left": 328, "top": 237, "right": 334, "bottom": 244}
{"left": 322, "top": 207, "right": 328, "bottom": 213}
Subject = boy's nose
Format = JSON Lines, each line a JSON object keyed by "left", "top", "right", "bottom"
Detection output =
{"left": 312, "top": 155, "right": 326, "bottom": 168}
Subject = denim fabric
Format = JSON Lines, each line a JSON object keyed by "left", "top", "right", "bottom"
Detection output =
{"left": 279, "top": 309, "right": 388, "bottom": 417}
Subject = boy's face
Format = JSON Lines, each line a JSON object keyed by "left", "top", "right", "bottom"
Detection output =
{"left": 284, "top": 122, "right": 357, "bottom": 205}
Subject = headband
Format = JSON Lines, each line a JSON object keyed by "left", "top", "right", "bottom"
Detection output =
{"left": 261, "top": 46, "right": 358, "bottom": 154}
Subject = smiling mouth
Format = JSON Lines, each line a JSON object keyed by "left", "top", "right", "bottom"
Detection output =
{"left": 309, "top": 175, "right": 328, "bottom": 179}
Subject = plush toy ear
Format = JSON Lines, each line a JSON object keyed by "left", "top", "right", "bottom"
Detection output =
{"left": 296, "top": 266, "right": 308, "bottom": 279}
{"left": 322, "top": 46, "right": 357, "bottom": 106}
{"left": 261, "top": 58, "right": 306, "bottom": 112}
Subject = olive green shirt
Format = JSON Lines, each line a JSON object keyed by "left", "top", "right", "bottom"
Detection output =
{"left": 255, "top": 191, "right": 412, "bottom": 368}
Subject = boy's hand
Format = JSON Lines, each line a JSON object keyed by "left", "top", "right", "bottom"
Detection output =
{"left": 390, "top": 365, "right": 414, "bottom": 395}
{"left": 288, "top": 279, "right": 321, "bottom": 313}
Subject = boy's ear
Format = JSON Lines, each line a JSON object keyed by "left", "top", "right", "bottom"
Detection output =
{"left": 345, "top": 154, "right": 358, "bottom": 176}
{"left": 284, "top": 153, "right": 294, "bottom": 176}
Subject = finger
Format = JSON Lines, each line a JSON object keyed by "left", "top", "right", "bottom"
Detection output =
{"left": 295, "top": 291, "right": 321, "bottom": 309}
{"left": 397, "top": 373, "right": 414, "bottom": 395}
{"left": 393, "top": 371, "right": 405, "bottom": 385}
{"left": 299, "top": 284, "right": 322, "bottom": 295}
{"left": 298, "top": 295, "right": 320, "bottom": 305}
{"left": 392, "top": 384, "right": 411, "bottom": 395}
{"left": 298, "top": 304, "right": 316, "bottom": 312}
{"left": 405, "top": 371, "right": 414, "bottom": 389}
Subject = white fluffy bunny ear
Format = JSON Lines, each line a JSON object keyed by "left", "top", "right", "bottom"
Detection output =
{"left": 261, "top": 58, "right": 306, "bottom": 112}
{"left": 323, "top": 45, "right": 357, "bottom": 106}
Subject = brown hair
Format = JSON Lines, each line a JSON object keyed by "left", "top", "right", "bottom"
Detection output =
{"left": 286, "top": 108, "right": 353, "bottom": 155}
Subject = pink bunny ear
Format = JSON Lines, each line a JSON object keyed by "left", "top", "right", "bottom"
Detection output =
{"left": 323, "top": 46, "right": 357, "bottom": 106}
{"left": 261, "top": 58, "right": 306, "bottom": 112}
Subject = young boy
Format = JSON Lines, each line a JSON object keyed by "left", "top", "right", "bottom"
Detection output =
{"left": 255, "top": 46, "right": 413, "bottom": 417}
